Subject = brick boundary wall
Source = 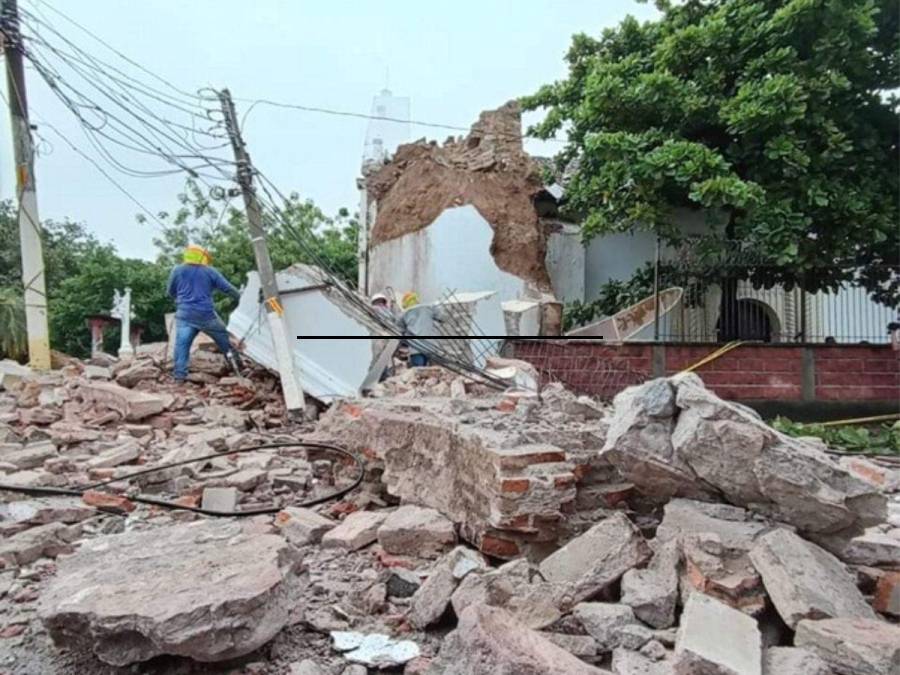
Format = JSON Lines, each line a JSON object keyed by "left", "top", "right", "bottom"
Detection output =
{"left": 510, "top": 341, "right": 900, "bottom": 405}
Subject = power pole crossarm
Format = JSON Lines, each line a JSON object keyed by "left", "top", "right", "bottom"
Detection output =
{"left": 2, "top": 0, "right": 51, "bottom": 370}
{"left": 217, "top": 88, "right": 306, "bottom": 414}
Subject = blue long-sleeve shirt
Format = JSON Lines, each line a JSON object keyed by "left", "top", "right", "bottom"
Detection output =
{"left": 167, "top": 264, "right": 240, "bottom": 321}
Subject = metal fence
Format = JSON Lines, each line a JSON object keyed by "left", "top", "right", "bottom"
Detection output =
{"left": 650, "top": 247, "right": 899, "bottom": 344}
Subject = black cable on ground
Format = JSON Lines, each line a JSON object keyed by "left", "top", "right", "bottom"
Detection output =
{"left": 0, "top": 441, "right": 364, "bottom": 517}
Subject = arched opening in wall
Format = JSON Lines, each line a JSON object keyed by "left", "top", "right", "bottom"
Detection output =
{"left": 717, "top": 298, "right": 779, "bottom": 342}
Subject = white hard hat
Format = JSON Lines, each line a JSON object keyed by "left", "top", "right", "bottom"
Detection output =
{"left": 371, "top": 293, "right": 388, "bottom": 303}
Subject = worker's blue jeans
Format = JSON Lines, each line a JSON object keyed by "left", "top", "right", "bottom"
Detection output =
{"left": 173, "top": 313, "right": 232, "bottom": 380}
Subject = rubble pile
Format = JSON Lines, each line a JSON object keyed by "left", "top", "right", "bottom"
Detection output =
{"left": 2, "top": 354, "right": 900, "bottom": 674}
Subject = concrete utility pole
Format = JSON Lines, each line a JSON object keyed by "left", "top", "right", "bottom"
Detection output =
{"left": 217, "top": 88, "right": 306, "bottom": 414}
{"left": 2, "top": 0, "right": 51, "bottom": 370}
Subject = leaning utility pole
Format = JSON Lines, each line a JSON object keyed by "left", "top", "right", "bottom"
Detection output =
{"left": 218, "top": 88, "right": 306, "bottom": 414}
{"left": 2, "top": 0, "right": 51, "bottom": 370}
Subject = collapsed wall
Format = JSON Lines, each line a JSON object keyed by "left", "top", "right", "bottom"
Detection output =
{"left": 365, "top": 101, "right": 553, "bottom": 292}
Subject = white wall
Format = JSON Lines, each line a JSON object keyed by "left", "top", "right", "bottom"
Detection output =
{"left": 368, "top": 205, "right": 529, "bottom": 306}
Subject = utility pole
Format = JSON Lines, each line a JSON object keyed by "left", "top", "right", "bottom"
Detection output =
{"left": 218, "top": 88, "right": 306, "bottom": 414}
{"left": 2, "top": 0, "right": 51, "bottom": 370}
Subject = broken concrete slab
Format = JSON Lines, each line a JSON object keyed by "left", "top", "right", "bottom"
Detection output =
{"left": 429, "top": 604, "right": 610, "bottom": 674}
{"left": 839, "top": 531, "right": 900, "bottom": 567}
{"left": 602, "top": 375, "right": 886, "bottom": 542}
{"left": 451, "top": 559, "right": 563, "bottom": 630}
{"left": 612, "top": 649, "right": 675, "bottom": 675}
{"left": 749, "top": 528, "right": 876, "bottom": 628}
{"left": 275, "top": 507, "right": 336, "bottom": 546}
{"left": 763, "top": 647, "right": 833, "bottom": 675}
{"left": 681, "top": 531, "right": 767, "bottom": 616}
{"left": 331, "top": 631, "right": 420, "bottom": 669}
{"left": 674, "top": 593, "right": 761, "bottom": 675}
{"left": 377, "top": 505, "right": 457, "bottom": 558}
{"left": 227, "top": 468, "right": 268, "bottom": 491}
{"left": 114, "top": 361, "right": 160, "bottom": 388}
{"left": 542, "top": 632, "right": 598, "bottom": 658}
{"left": 85, "top": 440, "right": 140, "bottom": 469}
{"left": 574, "top": 603, "right": 653, "bottom": 652}
{"left": 539, "top": 512, "right": 651, "bottom": 604}
{"left": 0, "top": 522, "right": 78, "bottom": 568}
{"left": 81, "top": 381, "right": 172, "bottom": 421}
{"left": 795, "top": 618, "right": 900, "bottom": 675}
{"left": 4, "top": 440, "right": 56, "bottom": 470}
{"left": 408, "top": 546, "right": 488, "bottom": 629}
{"left": 656, "top": 499, "right": 774, "bottom": 553}
{"left": 39, "top": 520, "right": 302, "bottom": 665}
{"left": 83, "top": 365, "right": 112, "bottom": 380}
{"left": 321, "top": 511, "right": 388, "bottom": 551}
{"left": 622, "top": 539, "right": 680, "bottom": 629}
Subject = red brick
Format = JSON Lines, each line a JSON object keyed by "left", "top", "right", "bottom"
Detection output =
{"left": 496, "top": 398, "right": 518, "bottom": 413}
{"left": 865, "top": 359, "right": 899, "bottom": 373}
{"left": 554, "top": 474, "right": 576, "bottom": 489}
{"left": 500, "top": 478, "right": 530, "bottom": 494}
{"left": 173, "top": 495, "right": 200, "bottom": 508}
{"left": 0, "top": 624, "right": 27, "bottom": 638}
{"left": 817, "top": 372, "right": 898, "bottom": 387}
{"left": 479, "top": 534, "right": 520, "bottom": 559}
{"left": 82, "top": 490, "right": 136, "bottom": 514}
{"left": 874, "top": 571, "right": 900, "bottom": 617}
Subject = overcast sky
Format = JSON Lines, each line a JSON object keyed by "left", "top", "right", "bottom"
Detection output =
{"left": 1, "top": 0, "right": 657, "bottom": 260}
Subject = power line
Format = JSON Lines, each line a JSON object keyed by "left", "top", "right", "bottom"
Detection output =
{"left": 235, "top": 97, "right": 568, "bottom": 145}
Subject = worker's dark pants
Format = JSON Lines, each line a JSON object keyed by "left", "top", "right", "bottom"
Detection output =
{"left": 173, "top": 313, "right": 233, "bottom": 380}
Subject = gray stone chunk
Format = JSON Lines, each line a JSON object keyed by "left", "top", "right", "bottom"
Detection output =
{"left": 429, "top": 604, "right": 610, "bottom": 674}
{"left": 612, "top": 649, "right": 676, "bottom": 675}
{"left": 408, "top": 546, "right": 487, "bottom": 629}
{"left": 4, "top": 440, "right": 56, "bottom": 470}
{"left": 763, "top": 647, "right": 834, "bottom": 675}
{"left": 539, "top": 512, "right": 652, "bottom": 604}
{"left": 321, "top": 511, "right": 387, "bottom": 551}
{"left": 622, "top": 539, "right": 680, "bottom": 629}
{"left": 541, "top": 632, "right": 598, "bottom": 657}
{"left": 451, "top": 559, "right": 563, "bottom": 630}
{"left": 290, "top": 660, "right": 327, "bottom": 675}
{"left": 86, "top": 440, "right": 140, "bottom": 469}
{"left": 749, "top": 529, "right": 876, "bottom": 629}
{"left": 656, "top": 499, "right": 772, "bottom": 553}
{"left": 674, "top": 593, "right": 761, "bottom": 675}
{"left": 377, "top": 505, "right": 457, "bottom": 558}
{"left": 574, "top": 603, "right": 652, "bottom": 652}
{"left": 795, "top": 618, "right": 900, "bottom": 675}
{"left": 226, "top": 468, "right": 268, "bottom": 491}
{"left": 39, "top": 520, "right": 302, "bottom": 665}
{"left": 0, "top": 522, "right": 76, "bottom": 567}
{"left": 201, "top": 487, "right": 239, "bottom": 513}
{"left": 275, "top": 507, "right": 335, "bottom": 546}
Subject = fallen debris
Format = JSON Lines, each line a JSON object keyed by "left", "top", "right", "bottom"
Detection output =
{"left": 377, "top": 504, "right": 457, "bottom": 558}
{"left": 39, "top": 520, "right": 302, "bottom": 665}
{"left": 674, "top": 593, "right": 761, "bottom": 675}
{"left": 429, "top": 604, "right": 609, "bottom": 674}
{"left": 794, "top": 617, "right": 900, "bottom": 675}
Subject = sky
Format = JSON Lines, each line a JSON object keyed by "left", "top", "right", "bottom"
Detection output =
{"left": 1, "top": 0, "right": 658, "bottom": 260}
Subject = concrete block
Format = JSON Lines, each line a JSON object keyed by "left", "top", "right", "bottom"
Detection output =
{"left": 201, "top": 487, "right": 239, "bottom": 513}
{"left": 82, "top": 382, "right": 172, "bottom": 421}
{"left": 749, "top": 529, "right": 876, "bottom": 628}
{"left": 321, "top": 511, "right": 387, "bottom": 551}
{"left": 274, "top": 507, "right": 335, "bottom": 546}
{"left": 377, "top": 505, "right": 456, "bottom": 559}
{"left": 674, "top": 593, "right": 761, "bottom": 675}
{"left": 795, "top": 618, "right": 900, "bottom": 675}
{"left": 85, "top": 441, "right": 141, "bottom": 469}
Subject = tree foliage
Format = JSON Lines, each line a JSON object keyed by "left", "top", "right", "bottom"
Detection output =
{"left": 523, "top": 0, "right": 899, "bottom": 302}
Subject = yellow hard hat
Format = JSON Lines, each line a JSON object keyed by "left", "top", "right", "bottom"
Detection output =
{"left": 401, "top": 291, "right": 419, "bottom": 310}
{"left": 183, "top": 245, "right": 211, "bottom": 265}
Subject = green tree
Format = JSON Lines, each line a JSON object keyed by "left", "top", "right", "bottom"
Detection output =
{"left": 0, "top": 286, "right": 26, "bottom": 360}
{"left": 48, "top": 248, "right": 171, "bottom": 357}
{"left": 523, "top": 0, "right": 899, "bottom": 314}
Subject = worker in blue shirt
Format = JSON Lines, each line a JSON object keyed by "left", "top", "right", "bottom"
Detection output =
{"left": 167, "top": 245, "right": 243, "bottom": 382}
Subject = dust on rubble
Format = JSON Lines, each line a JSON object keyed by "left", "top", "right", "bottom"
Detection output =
{"left": 365, "top": 101, "right": 553, "bottom": 291}
{"left": 1, "top": 352, "right": 899, "bottom": 674}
